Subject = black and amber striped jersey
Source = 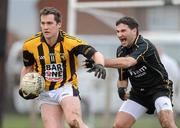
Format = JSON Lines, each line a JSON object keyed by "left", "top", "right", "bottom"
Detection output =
{"left": 23, "top": 30, "right": 97, "bottom": 91}
{"left": 117, "top": 35, "right": 168, "bottom": 89}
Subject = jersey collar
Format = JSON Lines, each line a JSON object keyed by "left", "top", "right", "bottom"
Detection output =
{"left": 40, "top": 30, "right": 64, "bottom": 43}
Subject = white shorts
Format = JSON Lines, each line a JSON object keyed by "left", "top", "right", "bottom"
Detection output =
{"left": 37, "top": 83, "right": 73, "bottom": 108}
{"left": 119, "top": 96, "right": 172, "bottom": 120}
{"left": 155, "top": 96, "right": 173, "bottom": 113}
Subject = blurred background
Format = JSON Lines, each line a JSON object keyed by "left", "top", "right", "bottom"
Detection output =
{"left": 0, "top": 0, "right": 180, "bottom": 128}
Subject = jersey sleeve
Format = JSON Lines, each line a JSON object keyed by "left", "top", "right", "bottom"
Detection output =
{"left": 22, "top": 42, "right": 35, "bottom": 66}
{"left": 74, "top": 45, "right": 97, "bottom": 59}
{"left": 129, "top": 40, "right": 149, "bottom": 63}
{"left": 70, "top": 39, "right": 97, "bottom": 59}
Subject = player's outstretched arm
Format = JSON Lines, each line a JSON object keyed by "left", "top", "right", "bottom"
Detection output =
{"left": 86, "top": 52, "right": 106, "bottom": 79}
{"left": 105, "top": 56, "right": 137, "bottom": 68}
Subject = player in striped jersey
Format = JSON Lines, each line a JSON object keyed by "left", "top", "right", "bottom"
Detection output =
{"left": 19, "top": 7, "right": 106, "bottom": 128}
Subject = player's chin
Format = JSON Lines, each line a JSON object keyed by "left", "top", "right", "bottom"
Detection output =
{"left": 121, "top": 42, "right": 128, "bottom": 47}
{"left": 43, "top": 33, "right": 51, "bottom": 38}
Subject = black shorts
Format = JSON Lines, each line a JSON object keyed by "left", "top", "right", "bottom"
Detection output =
{"left": 129, "top": 83, "right": 173, "bottom": 114}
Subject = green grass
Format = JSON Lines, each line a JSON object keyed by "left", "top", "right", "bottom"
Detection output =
{"left": 91, "top": 114, "right": 180, "bottom": 128}
{"left": 3, "top": 113, "right": 180, "bottom": 128}
{"left": 3, "top": 113, "right": 43, "bottom": 128}
{"left": 133, "top": 115, "right": 180, "bottom": 128}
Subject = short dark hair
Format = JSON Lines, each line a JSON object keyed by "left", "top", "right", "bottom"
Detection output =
{"left": 40, "top": 7, "right": 62, "bottom": 23}
{"left": 116, "top": 16, "right": 139, "bottom": 30}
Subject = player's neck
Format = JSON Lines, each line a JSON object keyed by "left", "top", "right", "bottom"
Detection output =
{"left": 45, "top": 33, "right": 59, "bottom": 46}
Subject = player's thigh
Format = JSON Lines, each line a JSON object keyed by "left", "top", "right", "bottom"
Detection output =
{"left": 60, "top": 96, "right": 82, "bottom": 120}
{"left": 155, "top": 96, "right": 176, "bottom": 125}
{"left": 119, "top": 99, "right": 147, "bottom": 120}
{"left": 40, "top": 104, "right": 64, "bottom": 128}
{"left": 114, "top": 99, "right": 147, "bottom": 127}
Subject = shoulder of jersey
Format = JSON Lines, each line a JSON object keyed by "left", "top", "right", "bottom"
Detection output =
{"left": 63, "top": 31, "right": 82, "bottom": 42}
{"left": 117, "top": 45, "right": 123, "bottom": 51}
{"left": 24, "top": 32, "right": 42, "bottom": 45}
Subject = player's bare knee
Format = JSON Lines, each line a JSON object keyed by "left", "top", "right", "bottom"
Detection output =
{"left": 160, "top": 119, "right": 177, "bottom": 128}
{"left": 160, "top": 118, "right": 170, "bottom": 128}
{"left": 113, "top": 122, "right": 130, "bottom": 128}
{"left": 159, "top": 110, "right": 177, "bottom": 128}
{"left": 68, "top": 119, "right": 80, "bottom": 128}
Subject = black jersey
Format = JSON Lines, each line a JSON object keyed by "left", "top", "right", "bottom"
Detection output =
{"left": 117, "top": 35, "right": 168, "bottom": 89}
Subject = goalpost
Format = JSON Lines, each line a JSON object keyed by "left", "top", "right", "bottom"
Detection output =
{"left": 67, "top": 0, "right": 179, "bottom": 35}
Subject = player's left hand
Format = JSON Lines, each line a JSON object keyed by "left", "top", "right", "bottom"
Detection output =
{"left": 87, "top": 64, "right": 106, "bottom": 79}
{"left": 118, "top": 87, "right": 129, "bottom": 101}
{"left": 83, "top": 59, "right": 95, "bottom": 68}
{"left": 19, "top": 88, "right": 38, "bottom": 100}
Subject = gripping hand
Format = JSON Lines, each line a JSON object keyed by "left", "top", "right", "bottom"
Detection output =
{"left": 118, "top": 87, "right": 127, "bottom": 101}
{"left": 87, "top": 64, "right": 106, "bottom": 79}
{"left": 19, "top": 88, "right": 38, "bottom": 100}
{"left": 84, "top": 59, "right": 95, "bottom": 68}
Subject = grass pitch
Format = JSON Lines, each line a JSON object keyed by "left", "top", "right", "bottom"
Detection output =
{"left": 3, "top": 113, "right": 180, "bottom": 128}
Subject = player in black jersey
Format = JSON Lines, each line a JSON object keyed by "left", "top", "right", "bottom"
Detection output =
{"left": 19, "top": 7, "right": 106, "bottom": 128}
{"left": 85, "top": 16, "right": 177, "bottom": 128}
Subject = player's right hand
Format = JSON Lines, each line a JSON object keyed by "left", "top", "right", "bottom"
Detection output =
{"left": 19, "top": 88, "right": 38, "bottom": 100}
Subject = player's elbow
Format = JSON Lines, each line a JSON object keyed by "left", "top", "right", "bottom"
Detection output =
{"left": 124, "top": 57, "right": 137, "bottom": 68}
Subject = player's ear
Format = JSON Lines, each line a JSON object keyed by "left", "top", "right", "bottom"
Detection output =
{"left": 57, "top": 22, "right": 61, "bottom": 29}
{"left": 132, "top": 28, "right": 138, "bottom": 37}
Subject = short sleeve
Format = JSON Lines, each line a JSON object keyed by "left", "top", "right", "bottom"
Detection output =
{"left": 23, "top": 43, "right": 35, "bottom": 66}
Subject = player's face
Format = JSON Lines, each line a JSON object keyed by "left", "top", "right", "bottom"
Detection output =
{"left": 40, "top": 14, "right": 61, "bottom": 40}
{"left": 116, "top": 23, "right": 137, "bottom": 48}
